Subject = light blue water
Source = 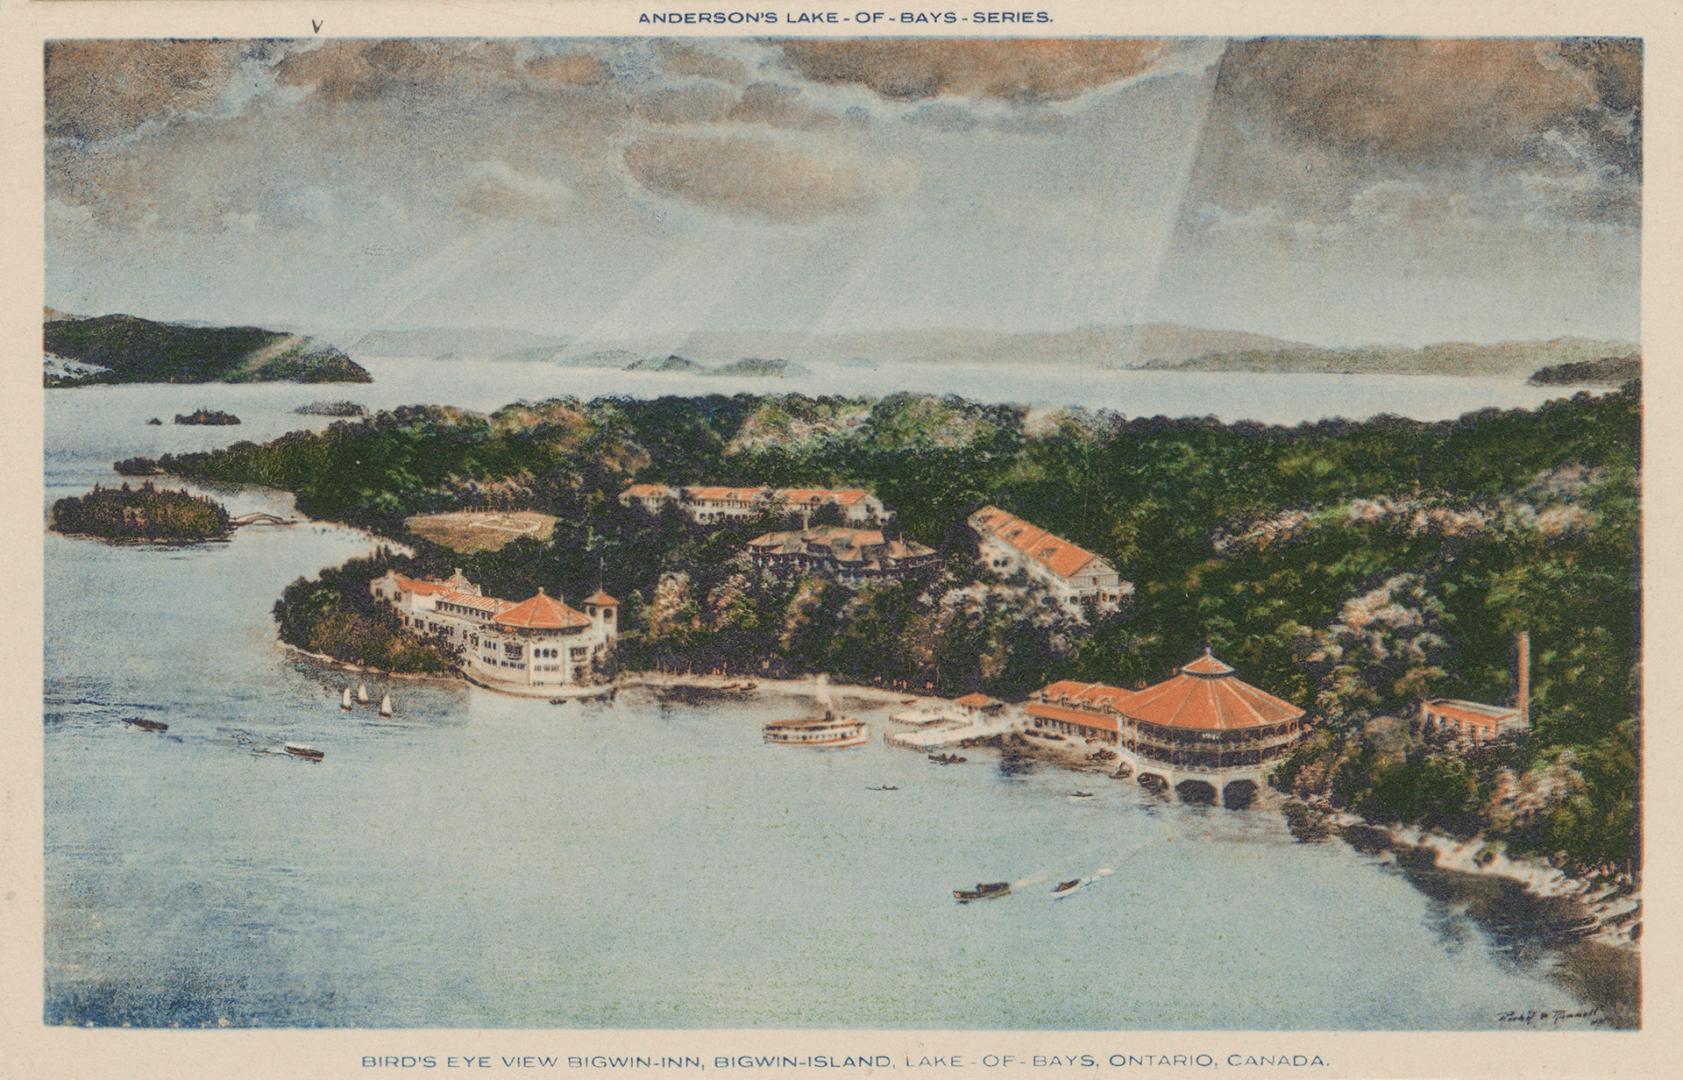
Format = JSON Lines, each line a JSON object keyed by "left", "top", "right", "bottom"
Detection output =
{"left": 43, "top": 365, "right": 1606, "bottom": 1028}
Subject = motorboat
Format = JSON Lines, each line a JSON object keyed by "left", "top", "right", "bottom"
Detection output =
{"left": 927, "top": 753, "right": 967, "bottom": 765}
{"left": 954, "top": 882, "right": 1010, "bottom": 903}
{"left": 866, "top": 784, "right": 899, "bottom": 792}
{"left": 123, "top": 716, "right": 169, "bottom": 733}
{"left": 284, "top": 743, "right": 324, "bottom": 762}
{"left": 1052, "top": 878, "right": 1083, "bottom": 895}
{"left": 1069, "top": 790, "right": 1095, "bottom": 799}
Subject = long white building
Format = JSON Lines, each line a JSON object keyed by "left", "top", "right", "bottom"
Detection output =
{"left": 371, "top": 569, "right": 618, "bottom": 690}
{"left": 619, "top": 484, "right": 888, "bottom": 526}
{"left": 968, "top": 506, "right": 1130, "bottom": 614}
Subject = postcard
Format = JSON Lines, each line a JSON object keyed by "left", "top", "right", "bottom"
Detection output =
{"left": 2, "top": 2, "right": 1678, "bottom": 1078}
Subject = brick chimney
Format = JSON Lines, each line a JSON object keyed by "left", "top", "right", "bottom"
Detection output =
{"left": 1515, "top": 630, "right": 1531, "bottom": 726}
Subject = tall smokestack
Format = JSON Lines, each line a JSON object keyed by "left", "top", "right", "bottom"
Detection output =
{"left": 1515, "top": 630, "right": 1530, "bottom": 726}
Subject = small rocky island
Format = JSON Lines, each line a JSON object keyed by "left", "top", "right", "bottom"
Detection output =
{"left": 174, "top": 409, "right": 241, "bottom": 426}
{"left": 294, "top": 400, "right": 369, "bottom": 417}
{"left": 50, "top": 482, "right": 231, "bottom": 542}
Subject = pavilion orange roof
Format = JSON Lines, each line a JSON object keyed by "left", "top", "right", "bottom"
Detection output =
{"left": 493, "top": 589, "right": 592, "bottom": 630}
{"left": 1122, "top": 650, "right": 1304, "bottom": 731}
{"left": 954, "top": 692, "right": 1000, "bottom": 708}
{"left": 623, "top": 483, "right": 674, "bottom": 498}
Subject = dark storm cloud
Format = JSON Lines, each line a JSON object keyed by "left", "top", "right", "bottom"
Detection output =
{"left": 776, "top": 40, "right": 1169, "bottom": 102}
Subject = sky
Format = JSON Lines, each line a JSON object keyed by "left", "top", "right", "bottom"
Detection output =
{"left": 44, "top": 37, "right": 1641, "bottom": 348}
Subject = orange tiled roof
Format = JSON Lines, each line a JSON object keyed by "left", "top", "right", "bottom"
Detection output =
{"left": 777, "top": 487, "right": 870, "bottom": 507}
{"left": 437, "top": 591, "right": 508, "bottom": 614}
{"left": 493, "top": 589, "right": 592, "bottom": 630}
{"left": 584, "top": 589, "right": 619, "bottom": 606}
{"left": 391, "top": 572, "right": 452, "bottom": 596}
{"left": 685, "top": 485, "right": 767, "bottom": 503}
{"left": 972, "top": 506, "right": 1102, "bottom": 580}
{"left": 1036, "top": 680, "right": 1136, "bottom": 712}
{"left": 1121, "top": 651, "right": 1304, "bottom": 731}
{"left": 954, "top": 692, "right": 1000, "bottom": 708}
{"left": 623, "top": 483, "right": 674, "bottom": 498}
{"left": 1423, "top": 699, "right": 1519, "bottom": 726}
{"left": 1026, "top": 701, "right": 1120, "bottom": 733}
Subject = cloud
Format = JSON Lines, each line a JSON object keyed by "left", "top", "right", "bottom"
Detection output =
{"left": 622, "top": 134, "right": 907, "bottom": 222}
{"left": 46, "top": 40, "right": 246, "bottom": 142}
{"left": 459, "top": 161, "right": 573, "bottom": 225}
{"left": 1213, "top": 38, "right": 1639, "bottom": 175}
{"left": 726, "top": 82, "right": 861, "bottom": 131}
{"left": 777, "top": 40, "right": 1168, "bottom": 102}
{"left": 657, "top": 42, "right": 748, "bottom": 85}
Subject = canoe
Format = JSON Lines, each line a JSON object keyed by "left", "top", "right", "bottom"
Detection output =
{"left": 284, "top": 743, "right": 324, "bottom": 762}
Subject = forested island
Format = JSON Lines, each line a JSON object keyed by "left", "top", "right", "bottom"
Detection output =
{"left": 50, "top": 482, "right": 231, "bottom": 542}
{"left": 1530, "top": 354, "right": 1642, "bottom": 386}
{"left": 155, "top": 386, "right": 1640, "bottom": 879}
{"left": 43, "top": 313, "right": 371, "bottom": 387}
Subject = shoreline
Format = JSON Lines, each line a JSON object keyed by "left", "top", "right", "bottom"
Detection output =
{"left": 284, "top": 647, "right": 1643, "bottom": 959}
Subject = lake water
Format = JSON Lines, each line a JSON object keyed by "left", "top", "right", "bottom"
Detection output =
{"left": 43, "top": 362, "right": 1609, "bottom": 1028}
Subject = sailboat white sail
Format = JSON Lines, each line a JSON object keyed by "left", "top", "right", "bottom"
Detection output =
{"left": 340, "top": 687, "right": 352, "bottom": 711}
{"left": 378, "top": 693, "right": 393, "bottom": 718}
{"left": 357, "top": 683, "right": 369, "bottom": 705}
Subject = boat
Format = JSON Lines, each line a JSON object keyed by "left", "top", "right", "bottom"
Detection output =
{"left": 763, "top": 707, "right": 869, "bottom": 748}
{"left": 378, "top": 693, "right": 392, "bottom": 718}
{"left": 123, "top": 716, "right": 169, "bottom": 733}
{"left": 340, "top": 687, "right": 352, "bottom": 711}
{"left": 1052, "top": 878, "right": 1082, "bottom": 895}
{"left": 1069, "top": 790, "right": 1095, "bottom": 799}
{"left": 954, "top": 882, "right": 1011, "bottom": 903}
{"left": 928, "top": 752, "right": 967, "bottom": 765}
{"left": 866, "top": 784, "right": 899, "bottom": 791}
{"left": 284, "top": 743, "right": 324, "bottom": 762}
{"left": 356, "top": 683, "right": 369, "bottom": 705}
{"left": 739, "top": 681, "right": 758, "bottom": 692}
{"left": 900, "top": 698, "right": 918, "bottom": 705}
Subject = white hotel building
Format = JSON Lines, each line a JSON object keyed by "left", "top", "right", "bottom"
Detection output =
{"left": 371, "top": 569, "right": 618, "bottom": 690}
{"left": 968, "top": 506, "right": 1131, "bottom": 615}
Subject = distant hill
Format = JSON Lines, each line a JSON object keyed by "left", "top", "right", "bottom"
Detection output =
{"left": 351, "top": 327, "right": 567, "bottom": 358}
{"left": 625, "top": 354, "right": 706, "bottom": 373}
{"left": 1138, "top": 337, "right": 1636, "bottom": 377}
{"left": 707, "top": 357, "right": 811, "bottom": 378}
{"left": 1529, "top": 353, "right": 1641, "bottom": 386}
{"left": 44, "top": 314, "right": 369, "bottom": 387}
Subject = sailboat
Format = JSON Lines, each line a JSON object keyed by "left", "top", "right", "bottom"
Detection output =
{"left": 378, "top": 693, "right": 393, "bottom": 718}
{"left": 356, "top": 683, "right": 369, "bottom": 705}
{"left": 340, "top": 687, "right": 353, "bottom": 711}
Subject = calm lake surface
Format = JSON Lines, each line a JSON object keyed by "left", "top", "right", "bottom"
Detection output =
{"left": 44, "top": 362, "right": 1607, "bottom": 1028}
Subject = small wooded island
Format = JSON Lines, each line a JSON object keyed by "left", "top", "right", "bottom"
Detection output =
{"left": 174, "top": 409, "right": 241, "bottom": 426}
{"left": 50, "top": 482, "right": 231, "bottom": 542}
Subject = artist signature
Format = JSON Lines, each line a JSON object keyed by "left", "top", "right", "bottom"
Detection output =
{"left": 1495, "top": 1007, "right": 1605, "bottom": 1027}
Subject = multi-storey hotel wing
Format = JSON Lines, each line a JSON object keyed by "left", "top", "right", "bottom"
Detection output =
{"left": 370, "top": 569, "right": 618, "bottom": 691}
{"left": 1027, "top": 650, "right": 1310, "bottom": 806}
{"left": 968, "top": 506, "right": 1130, "bottom": 614}
{"left": 618, "top": 484, "right": 888, "bottom": 526}
{"left": 747, "top": 525, "right": 940, "bottom": 586}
